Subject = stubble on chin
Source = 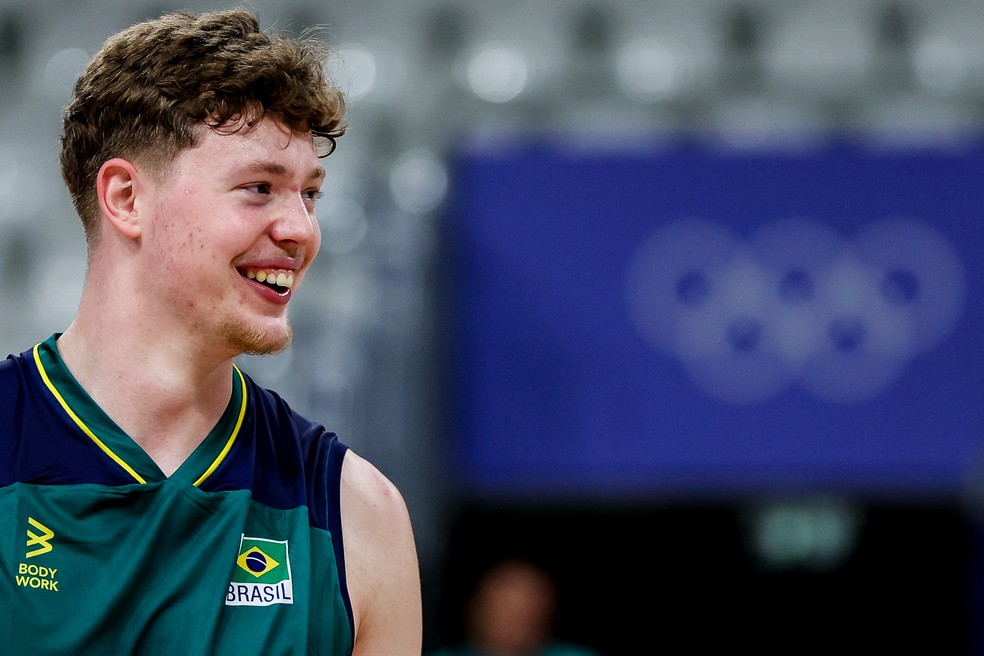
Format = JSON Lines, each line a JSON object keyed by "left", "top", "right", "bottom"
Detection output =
{"left": 222, "top": 321, "right": 293, "bottom": 357}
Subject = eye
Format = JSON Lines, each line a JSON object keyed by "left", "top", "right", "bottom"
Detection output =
{"left": 246, "top": 183, "right": 272, "bottom": 195}
{"left": 302, "top": 189, "right": 324, "bottom": 211}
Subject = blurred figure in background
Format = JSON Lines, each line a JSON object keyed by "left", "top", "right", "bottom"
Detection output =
{"left": 428, "top": 557, "right": 601, "bottom": 656}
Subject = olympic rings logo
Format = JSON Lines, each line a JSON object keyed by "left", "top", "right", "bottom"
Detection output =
{"left": 625, "top": 217, "right": 966, "bottom": 404}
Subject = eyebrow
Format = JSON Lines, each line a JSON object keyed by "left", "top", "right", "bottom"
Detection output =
{"left": 243, "top": 162, "right": 326, "bottom": 182}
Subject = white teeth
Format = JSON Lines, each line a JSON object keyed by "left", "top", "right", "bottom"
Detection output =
{"left": 244, "top": 269, "right": 295, "bottom": 289}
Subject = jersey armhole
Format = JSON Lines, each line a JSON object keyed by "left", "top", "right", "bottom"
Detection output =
{"left": 325, "top": 435, "right": 355, "bottom": 645}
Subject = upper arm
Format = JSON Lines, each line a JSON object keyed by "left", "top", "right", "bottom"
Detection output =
{"left": 339, "top": 449, "right": 422, "bottom": 655}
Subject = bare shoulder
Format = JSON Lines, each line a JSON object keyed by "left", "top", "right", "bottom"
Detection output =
{"left": 339, "top": 449, "right": 422, "bottom": 655}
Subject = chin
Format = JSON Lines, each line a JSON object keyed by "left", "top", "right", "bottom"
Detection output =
{"left": 223, "top": 321, "right": 293, "bottom": 356}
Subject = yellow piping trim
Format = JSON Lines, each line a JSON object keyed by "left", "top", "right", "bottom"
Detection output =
{"left": 33, "top": 344, "right": 147, "bottom": 484}
{"left": 193, "top": 365, "right": 247, "bottom": 488}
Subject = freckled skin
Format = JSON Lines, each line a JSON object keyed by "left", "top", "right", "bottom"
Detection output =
{"left": 138, "top": 118, "right": 323, "bottom": 357}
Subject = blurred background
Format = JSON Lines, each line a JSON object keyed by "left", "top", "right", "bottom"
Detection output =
{"left": 2, "top": 0, "right": 984, "bottom": 652}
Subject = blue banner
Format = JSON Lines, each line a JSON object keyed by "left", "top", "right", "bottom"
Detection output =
{"left": 445, "top": 139, "right": 984, "bottom": 499}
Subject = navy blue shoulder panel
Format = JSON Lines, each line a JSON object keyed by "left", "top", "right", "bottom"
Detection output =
{"left": 0, "top": 347, "right": 136, "bottom": 487}
{"left": 206, "top": 374, "right": 350, "bottom": 523}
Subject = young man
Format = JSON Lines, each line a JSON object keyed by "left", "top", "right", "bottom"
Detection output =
{"left": 0, "top": 9, "right": 421, "bottom": 655}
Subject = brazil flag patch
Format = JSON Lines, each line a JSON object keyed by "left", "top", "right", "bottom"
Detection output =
{"left": 226, "top": 535, "right": 294, "bottom": 606}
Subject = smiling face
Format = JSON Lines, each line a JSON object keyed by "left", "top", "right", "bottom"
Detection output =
{"left": 138, "top": 117, "right": 325, "bottom": 357}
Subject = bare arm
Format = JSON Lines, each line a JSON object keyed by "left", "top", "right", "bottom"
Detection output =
{"left": 340, "top": 450, "right": 422, "bottom": 655}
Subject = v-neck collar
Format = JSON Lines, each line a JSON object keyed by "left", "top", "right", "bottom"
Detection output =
{"left": 32, "top": 334, "right": 248, "bottom": 486}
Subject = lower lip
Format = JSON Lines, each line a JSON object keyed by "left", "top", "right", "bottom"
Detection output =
{"left": 244, "top": 277, "right": 292, "bottom": 305}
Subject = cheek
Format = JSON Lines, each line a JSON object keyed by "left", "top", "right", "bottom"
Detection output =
{"left": 188, "top": 226, "right": 207, "bottom": 251}
{"left": 153, "top": 223, "right": 203, "bottom": 269}
{"left": 154, "top": 197, "right": 219, "bottom": 261}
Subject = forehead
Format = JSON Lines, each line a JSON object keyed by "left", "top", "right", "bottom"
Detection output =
{"left": 180, "top": 117, "right": 321, "bottom": 175}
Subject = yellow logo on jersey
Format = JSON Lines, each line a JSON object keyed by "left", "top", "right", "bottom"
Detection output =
{"left": 16, "top": 518, "right": 60, "bottom": 592}
{"left": 26, "top": 517, "right": 54, "bottom": 558}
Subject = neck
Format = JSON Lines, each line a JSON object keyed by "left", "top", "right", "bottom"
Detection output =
{"left": 57, "top": 306, "right": 235, "bottom": 477}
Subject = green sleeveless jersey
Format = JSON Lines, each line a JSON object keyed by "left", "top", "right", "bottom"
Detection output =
{"left": 0, "top": 335, "right": 354, "bottom": 655}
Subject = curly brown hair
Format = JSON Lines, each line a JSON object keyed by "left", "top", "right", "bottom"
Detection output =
{"left": 60, "top": 8, "right": 347, "bottom": 245}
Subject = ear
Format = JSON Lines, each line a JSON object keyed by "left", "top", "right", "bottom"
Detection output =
{"left": 96, "top": 158, "right": 144, "bottom": 239}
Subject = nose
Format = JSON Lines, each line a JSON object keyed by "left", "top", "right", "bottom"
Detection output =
{"left": 271, "top": 193, "right": 320, "bottom": 249}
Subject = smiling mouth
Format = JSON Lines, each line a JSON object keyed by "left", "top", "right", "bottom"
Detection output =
{"left": 242, "top": 269, "right": 295, "bottom": 294}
